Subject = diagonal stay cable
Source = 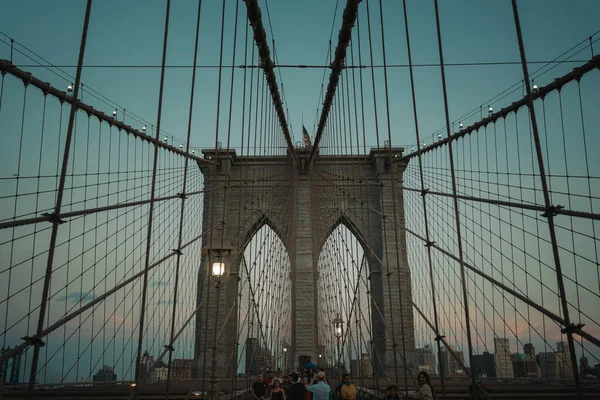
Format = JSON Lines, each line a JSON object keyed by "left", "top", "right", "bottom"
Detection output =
{"left": 309, "top": 0, "right": 361, "bottom": 165}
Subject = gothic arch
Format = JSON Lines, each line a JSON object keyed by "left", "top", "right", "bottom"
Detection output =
{"left": 315, "top": 214, "right": 368, "bottom": 264}
{"left": 238, "top": 213, "right": 290, "bottom": 258}
{"left": 195, "top": 147, "right": 414, "bottom": 378}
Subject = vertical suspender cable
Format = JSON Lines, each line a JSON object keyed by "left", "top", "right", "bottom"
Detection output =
{"left": 510, "top": 1, "right": 582, "bottom": 397}
{"left": 26, "top": 1, "right": 93, "bottom": 398}
{"left": 377, "top": 0, "right": 411, "bottom": 389}
{"left": 134, "top": 0, "right": 171, "bottom": 397}
{"left": 431, "top": 1, "right": 476, "bottom": 399}
{"left": 400, "top": 0, "right": 446, "bottom": 397}
{"left": 165, "top": 0, "right": 203, "bottom": 397}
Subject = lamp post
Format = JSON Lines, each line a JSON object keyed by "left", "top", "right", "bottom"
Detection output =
{"left": 281, "top": 341, "right": 289, "bottom": 372}
{"left": 333, "top": 314, "right": 344, "bottom": 372}
{"left": 203, "top": 229, "right": 235, "bottom": 400}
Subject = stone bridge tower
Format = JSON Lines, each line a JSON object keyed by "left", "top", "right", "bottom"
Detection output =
{"left": 193, "top": 147, "right": 414, "bottom": 378}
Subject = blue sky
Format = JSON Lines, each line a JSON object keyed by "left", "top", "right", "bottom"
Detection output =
{"left": 1, "top": 0, "right": 600, "bottom": 384}
{"left": 1, "top": 0, "right": 599, "bottom": 148}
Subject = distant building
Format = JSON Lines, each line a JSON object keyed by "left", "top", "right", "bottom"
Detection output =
{"left": 439, "top": 346, "right": 465, "bottom": 377}
{"left": 494, "top": 338, "right": 513, "bottom": 378}
{"left": 523, "top": 343, "right": 535, "bottom": 356}
{"left": 472, "top": 352, "right": 496, "bottom": 378}
{"left": 244, "top": 338, "right": 274, "bottom": 374}
{"left": 171, "top": 359, "right": 193, "bottom": 380}
{"left": 512, "top": 353, "right": 539, "bottom": 378}
{"left": 411, "top": 346, "right": 435, "bottom": 375}
{"left": 537, "top": 352, "right": 558, "bottom": 380}
{"left": 246, "top": 338, "right": 258, "bottom": 374}
{"left": 140, "top": 350, "right": 154, "bottom": 379}
{"left": 0, "top": 347, "right": 22, "bottom": 384}
{"left": 556, "top": 342, "right": 574, "bottom": 382}
{"left": 150, "top": 361, "right": 169, "bottom": 381}
{"left": 92, "top": 365, "right": 117, "bottom": 382}
{"left": 580, "top": 355, "right": 589, "bottom": 378}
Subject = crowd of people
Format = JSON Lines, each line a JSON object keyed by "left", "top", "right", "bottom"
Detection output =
{"left": 250, "top": 369, "right": 437, "bottom": 400}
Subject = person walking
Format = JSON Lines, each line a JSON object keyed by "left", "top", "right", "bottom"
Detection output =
{"left": 289, "top": 373, "right": 308, "bottom": 400}
{"left": 252, "top": 373, "right": 270, "bottom": 400}
{"left": 307, "top": 371, "right": 330, "bottom": 400}
{"left": 384, "top": 384, "right": 401, "bottom": 400}
{"left": 408, "top": 371, "right": 436, "bottom": 400}
{"left": 271, "top": 379, "right": 286, "bottom": 400}
{"left": 282, "top": 375, "right": 292, "bottom": 399}
{"left": 339, "top": 374, "right": 357, "bottom": 400}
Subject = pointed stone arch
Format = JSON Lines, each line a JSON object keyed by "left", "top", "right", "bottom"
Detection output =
{"left": 194, "top": 147, "right": 414, "bottom": 378}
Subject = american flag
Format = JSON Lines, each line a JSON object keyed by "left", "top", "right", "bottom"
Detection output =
{"left": 302, "top": 125, "right": 312, "bottom": 149}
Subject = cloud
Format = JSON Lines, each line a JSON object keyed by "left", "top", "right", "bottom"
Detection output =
{"left": 56, "top": 292, "right": 96, "bottom": 303}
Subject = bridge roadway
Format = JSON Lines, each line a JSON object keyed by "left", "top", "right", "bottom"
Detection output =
{"left": 1, "top": 378, "right": 599, "bottom": 399}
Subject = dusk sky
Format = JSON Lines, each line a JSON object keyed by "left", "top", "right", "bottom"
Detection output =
{"left": 1, "top": 0, "right": 599, "bottom": 384}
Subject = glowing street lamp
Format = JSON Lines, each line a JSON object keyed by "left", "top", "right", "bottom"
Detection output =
{"left": 333, "top": 315, "right": 344, "bottom": 338}
{"left": 203, "top": 228, "right": 235, "bottom": 400}
{"left": 202, "top": 229, "right": 235, "bottom": 283}
{"left": 333, "top": 314, "right": 344, "bottom": 369}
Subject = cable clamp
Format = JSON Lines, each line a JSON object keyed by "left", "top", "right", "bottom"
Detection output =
{"left": 541, "top": 205, "right": 564, "bottom": 218}
{"left": 177, "top": 192, "right": 188, "bottom": 199}
{"left": 561, "top": 323, "right": 584, "bottom": 335}
{"left": 22, "top": 72, "right": 32, "bottom": 87}
{"left": 41, "top": 212, "right": 65, "bottom": 224}
{"left": 172, "top": 249, "right": 182, "bottom": 255}
{"left": 420, "top": 188, "right": 430, "bottom": 196}
{"left": 434, "top": 335, "right": 445, "bottom": 342}
{"left": 22, "top": 335, "right": 45, "bottom": 348}
{"left": 42, "top": 82, "right": 52, "bottom": 96}
{"left": 164, "top": 344, "right": 175, "bottom": 352}
{"left": 425, "top": 241, "right": 436, "bottom": 248}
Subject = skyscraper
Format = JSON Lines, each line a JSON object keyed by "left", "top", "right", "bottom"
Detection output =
{"left": 140, "top": 350, "right": 155, "bottom": 380}
{"left": 439, "top": 346, "right": 465, "bottom": 377}
{"left": 472, "top": 351, "right": 496, "bottom": 378}
{"left": 580, "top": 354, "right": 589, "bottom": 378}
{"left": 494, "top": 338, "right": 513, "bottom": 378}
{"left": 246, "top": 338, "right": 258, "bottom": 374}
{"left": 537, "top": 352, "right": 558, "bottom": 380}
{"left": 556, "top": 342, "right": 574, "bottom": 382}
{"left": 92, "top": 365, "right": 117, "bottom": 382}
{"left": 411, "top": 346, "right": 435, "bottom": 375}
{"left": 171, "top": 359, "right": 193, "bottom": 380}
{"left": 523, "top": 343, "right": 535, "bottom": 356}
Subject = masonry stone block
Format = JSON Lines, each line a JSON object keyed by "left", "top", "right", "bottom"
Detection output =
{"left": 194, "top": 147, "right": 414, "bottom": 379}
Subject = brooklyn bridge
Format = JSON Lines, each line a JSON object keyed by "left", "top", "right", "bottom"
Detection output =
{"left": 0, "top": 0, "right": 599, "bottom": 399}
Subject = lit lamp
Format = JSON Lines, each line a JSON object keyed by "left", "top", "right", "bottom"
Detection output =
{"left": 281, "top": 340, "right": 289, "bottom": 371}
{"left": 333, "top": 314, "right": 344, "bottom": 370}
{"left": 203, "top": 229, "right": 236, "bottom": 400}
{"left": 333, "top": 314, "right": 344, "bottom": 338}
{"left": 202, "top": 229, "right": 236, "bottom": 284}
